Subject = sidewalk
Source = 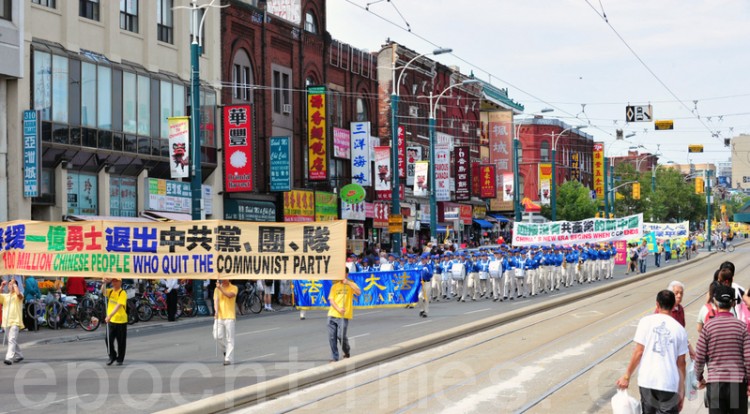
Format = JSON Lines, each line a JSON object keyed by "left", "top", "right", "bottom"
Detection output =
{"left": 18, "top": 305, "right": 298, "bottom": 347}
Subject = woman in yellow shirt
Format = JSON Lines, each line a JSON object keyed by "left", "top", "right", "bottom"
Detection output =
{"left": 1, "top": 278, "right": 25, "bottom": 365}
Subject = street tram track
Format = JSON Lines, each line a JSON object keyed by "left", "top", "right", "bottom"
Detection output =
{"left": 250, "top": 252, "right": 741, "bottom": 414}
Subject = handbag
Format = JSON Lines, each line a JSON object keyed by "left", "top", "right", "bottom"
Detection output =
{"left": 611, "top": 389, "right": 640, "bottom": 414}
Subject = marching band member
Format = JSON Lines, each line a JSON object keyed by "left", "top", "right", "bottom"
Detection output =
{"left": 477, "top": 251, "right": 490, "bottom": 300}
{"left": 431, "top": 255, "right": 441, "bottom": 301}
{"left": 608, "top": 242, "right": 616, "bottom": 279}
{"left": 418, "top": 253, "right": 432, "bottom": 318}
{"left": 489, "top": 250, "right": 503, "bottom": 301}
{"left": 514, "top": 250, "right": 527, "bottom": 298}
{"left": 459, "top": 252, "right": 473, "bottom": 302}
{"left": 441, "top": 253, "right": 453, "bottom": 300}
{"left": 525, "top": 248, "right": 537, "bottom": 298}
{"left": 503, "top": 249, "right": 517, "bottom": 300}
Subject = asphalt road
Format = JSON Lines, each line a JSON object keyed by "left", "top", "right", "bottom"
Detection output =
{"left": 0, "top": 248, "right": 722, "bottom": 413}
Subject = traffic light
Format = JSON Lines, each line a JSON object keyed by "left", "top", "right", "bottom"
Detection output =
{"left": 632, "top": 182, "right": 641, "bottom": 200}
{"left": 695, "top": 177, "right": 704, "bottom": 194}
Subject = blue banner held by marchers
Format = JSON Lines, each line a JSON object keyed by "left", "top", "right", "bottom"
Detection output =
{"left": 293, "top": 270, "right": 422, "bottom": 310}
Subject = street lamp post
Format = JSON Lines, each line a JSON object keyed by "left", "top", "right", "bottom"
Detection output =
{"left": 428, "top": 79, "right": 479, "bottom": 242}
{"left": 707, "top": 169, "right": 712, "bottom": 252}
{"left": 390, "top": 47, "right": 451, "bottom": 255}
{"left": 513, "top": 109, "right": 553, "bottom": 222}
{"left": 550, "top": 125, "right": 586, "bottom": 221}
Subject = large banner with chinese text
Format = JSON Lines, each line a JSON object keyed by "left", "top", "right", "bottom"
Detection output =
{"left": 488, "top": 110, "right": 513, "bottom": 211}
{"left": 512, "top": 213, "right": 643, "bottom": 246}
{"left": 293, "top": 270, "right": 421, "bottom": 309}
{"left": 643, "top": 221, "right": 690, "bottom": 239}
{"left": 0, "top": 220, "right": 347, "bottom": 280}
{"left": 594, "top": 142, "right": 604, "bottom": 199}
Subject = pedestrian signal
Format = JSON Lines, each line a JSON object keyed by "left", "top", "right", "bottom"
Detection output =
{"left": 695, "top": 177, "right": 704, "bottom": 194}
{"left": 632, "top": 182, "right": 641, "bottom": 200}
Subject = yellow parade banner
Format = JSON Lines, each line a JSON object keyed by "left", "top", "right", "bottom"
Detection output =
{"left": 0, "top": 220, "right": 348, "bottom": 280}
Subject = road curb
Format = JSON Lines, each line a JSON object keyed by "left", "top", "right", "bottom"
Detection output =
{"left": 155, "top": 250, "right": 719, "bottom": 414}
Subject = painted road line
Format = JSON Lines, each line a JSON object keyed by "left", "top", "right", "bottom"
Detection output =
{"left": 350, "top": 333, "right": 370, "bottom": 339}
{"left": 403, "top": 320, "right": 434, "bottom": 328}
{"left": 237, "top": 327, "right": 280, "bottom": 337}
{"left": 464, "top": 308, "right": 490, "bottom": 315}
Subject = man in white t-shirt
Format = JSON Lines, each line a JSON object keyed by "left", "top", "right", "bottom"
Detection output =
{"left": 616, "top": 289, "right": 689, "bottom": 413}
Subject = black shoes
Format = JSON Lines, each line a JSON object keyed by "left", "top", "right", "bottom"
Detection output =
{"left": 116, "top": 361, "right": 123, "bottom": 366}
{"left": 12, "top": 357, "right": 23, "bottom": 363}
{"left": 106, "top": 359, "right": 115, "bottom": 366}
{"left": 3, "top": 360, "right": 11, "bottom": 365}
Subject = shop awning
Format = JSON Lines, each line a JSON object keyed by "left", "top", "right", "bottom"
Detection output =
{"left": 65, "top": 215, "right": 153, "bottom": 222}
{"left": 140, "top": 211, "right": 193, "bottom": 222}
{"left": 487, "top": 213, "right": 511, "bottom": 222}
{"left": 473, "top": 219, "right": 494, "bottom": 229}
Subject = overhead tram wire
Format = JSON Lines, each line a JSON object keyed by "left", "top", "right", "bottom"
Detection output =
{"left": 340, "top": 0, "right": 616, "bottom": 139}
{"left": 583, "top": 0, "right": 719, "bottom": 140}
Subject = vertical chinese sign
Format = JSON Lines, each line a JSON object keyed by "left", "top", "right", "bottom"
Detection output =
{"left": 413, "top": 161, "right": 429, "bottom": 197}
{"left": 374, "top": 146, "right": 392, "bottom": 200}
{"left": 593, "top": 142, "right": 604, "bottom": 199}
{"left": 397, "top": 125, "right": 406, "bottom": 178}
{"left": 168, "top": 116, "right": 190, "bottom": 179}
{"left": 539, "top": 163, "right": 552, "bottom": 205}
{"left": 487, "top": 111, "right": 513, "bottom": 211}
{"left": 23, "top": 110, "right": 39, "bottom": 198}
{"left": 454, "top": 146, "right": 470, "bottom": 201}
{"left": 406, "top": 146, "right": 422, "bottom": 186}
{"left": 570, "top": 152, "right": 580, "bottom": 181}
{"left": 223, "top": 105, "right": 253, "bottom": 192}
{"left": 350, "top": 122, "right": 371, "bottom": 186}
{"left": 307, "top": 86, "right": 327, "bottom": 181}
{"left": 270, "top": 136, "right": 291, "bottom": 192}
{"left": 284, "top": 190, "right": 315, "bottom": 222}
{"left": 333, "top": 127, "right": 351, "bottom": 159}
{"left": 435, "top": 148, "right": 451, "bottom": 201}
{"left": 373, "top": 202, "right": 389, "bottom": 228}
{"left": 480, "top": 164, "right": 496, "bottom": 199}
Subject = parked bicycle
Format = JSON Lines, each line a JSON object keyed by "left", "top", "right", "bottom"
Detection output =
{"left": 237, "top": 281, "right": 263, "bottom": 315}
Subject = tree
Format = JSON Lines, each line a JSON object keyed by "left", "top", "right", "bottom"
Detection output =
{"left": 553, "top": 180, "right": 598, "bottom": 221}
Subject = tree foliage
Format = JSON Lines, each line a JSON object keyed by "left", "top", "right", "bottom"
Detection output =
{"left": 553, "top": 180, "right": 599, "bottom": 221}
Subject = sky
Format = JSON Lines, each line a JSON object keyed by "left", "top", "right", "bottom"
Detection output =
{"left": 326, "top": 0, "right": 750, "bottom": 166}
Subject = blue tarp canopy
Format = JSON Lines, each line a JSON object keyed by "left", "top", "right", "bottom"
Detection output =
{"left": 473, "top": 219, "right": 494, "bottom": 229}
{"left": 487, "top": 214, "right": 510, "bottom": 222}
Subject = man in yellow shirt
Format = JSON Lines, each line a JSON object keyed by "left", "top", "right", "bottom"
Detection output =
{"left": 1, "top": 278, "right": 24, "bottom": 365}
{"left": 327, "top": 268, "right": 361, "bottom": 362}
{"left": 214, "top": 279, "right": 237, "bottom": 366}
{"left": 102, "top": 278, "right": 128, "bottom": 366}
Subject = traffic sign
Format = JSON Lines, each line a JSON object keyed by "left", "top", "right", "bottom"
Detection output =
{"left": 625, "top": 105, "right": 653, "bottom": 122}
{"left": 688, "top": 145, "right": 704, "bottom": 153}
{"left": 654, "top": 120, "right": 674, "bottom": 130}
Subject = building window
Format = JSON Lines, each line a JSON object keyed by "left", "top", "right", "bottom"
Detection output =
{"left": 273, "top": 70, "right": 281, "bottom": 113}
{"left": 52, "top": 55, "right": 68, "bottom": 123}
{"left": 122, "top": 72, "right": 137, "bottom": 134}
{"left": 356, "top": 97, "right": 367, "bottom": 122}
{"left": 137, "top": 75, "right": 150, "bottom": 136}
{"left": 157, "top": 0, "right": 173, "bottom": 44}
{"left": 80, "top": 0, "right": 99, "bottom": 21}
{"left": 81, "top": 62, "right": 97, "bottom": 128}
{"left": 272, "top": 70, "right": 289, "bottom": 114}
{"left": 304, "top": 11, "right": 317, "bottom": 34}
{"left": 540, "top": 141, "right": 550, "bottom": 162}
{"left": 0, "top": 0, "right": 10, "bottom": 20}
{"left": 231, "top": 50, "right": 253, "bottom": 103}
{"left": 120, "top": 0, "right": 139, "bottom": 33}
{"left": 32, "top": 0, "right": 56, "bottom": 8}
{"left": 98, "top": 66, "right": 112, "bottom": 129}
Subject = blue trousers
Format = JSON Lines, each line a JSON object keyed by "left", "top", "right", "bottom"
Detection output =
{"left": 327, "top": 317, "right": 350, "bottom": 361}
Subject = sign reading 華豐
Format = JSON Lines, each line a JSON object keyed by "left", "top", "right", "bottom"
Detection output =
{"left": 0, "top": 219, "right": 347, "bottom": 280}
{"left": 293, "top": 270, "right": 421, "bottom": 309}
{"left": 512, "top": 213, "right": 643, "bottom": 246}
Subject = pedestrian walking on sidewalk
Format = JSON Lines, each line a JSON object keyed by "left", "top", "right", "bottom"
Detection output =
{"left": 616, "top": 289, "right": 688, "bottom": 413}
{"left": 638, "top": 240, "right": 649, "bottom": 274}
{"left": 694, "top": 284, "right": 750, "bottom": 413}
{"left": 102, "top": 278, "right": 128, "bottom": 366}
{"left": 1, "top": 279, "right": 24, "bottom": 365}
{"left": 327, "top": 268, "right": 361, "bottom": 362}
{"left": 162, "top": 278, "right": 179, "bottom": 322}
{"left": 214, "top": 279, "right": 237, "bottom": 366}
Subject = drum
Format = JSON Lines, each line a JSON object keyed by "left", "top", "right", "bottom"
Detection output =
{"left": 451, "top": 263, "right": 466, "bottom": 280}
{"left": 479, "top": 271, "right": 489, "bottom": 280}
{"left": 380, "top": 263, "right": 393, "bottom": 272}
{"left": 488, "top": 261, "right": 502, "bottom": 279}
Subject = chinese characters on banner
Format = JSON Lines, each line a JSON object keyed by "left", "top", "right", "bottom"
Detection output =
{"left": 454, "top": 146, "right": 471, "bottom": 201}
{"left": 570, "top": 152, "right": 580, "bottom": 181}
{"left": 512, "top": 213, "right": 644, "bottom": 246}
{"left": 479, "top": 164, "right": 497, "bottom": 199}
{"left": 23, "top": 110, "right": 39, "bottom": 198}
{"left": 487, "top": 111, "right": 513, "bottom": 211}
{"left": 168, "top": 116, "right": 190, "bottom": 179}
{"left": 144, "top": 178, "right": 191, "bottom": 214}
{"left": 539, "top": 163, "right": 552, "bottom": 205}
{"left": 460, "top": 205, "right": 473, "bottom": 225}
{"left": 413, "top": 161, "right": 429, "bottom": 197}
{"left": 397, "top": 125, "right": 406, "bottom": 178}
{"left": 293, "top": 270, "right": 421, "bottom": 309}
{"left": 374, "top": 146, "right": 392, "bottom": 200}
{"left": 307, "top": 86, "right": 327, "bottom": 181}
{"left": 333, "top": 127, "right": 351, "bottom": 159}
{"left": 350, "top": 122, "right": 371, "bottom": 186}
{"left": 341, "top": 200, "right": 366, "bottom": 221}
{"left": 435, "top": 148, "right": 451, "bottom": 201}
{"left": 223, "top": 105, "right": 253, "bottom": 192}
{"left": 270, "top": 136, "right": 291, "bottom": 192}
{"left": 283, "top": 190, "right": 315, "bottom": 222}
{"left": 502, "top": 173, "right": 514, "bottom": 202}
{"left": 0, "top": 220, "right": 347, "bottom": 280}
{"left": 406, "top": 146, "right": 422, "bottom": 186}
{"left": 593, "top": 142, "right": 604, "bottom": 199}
